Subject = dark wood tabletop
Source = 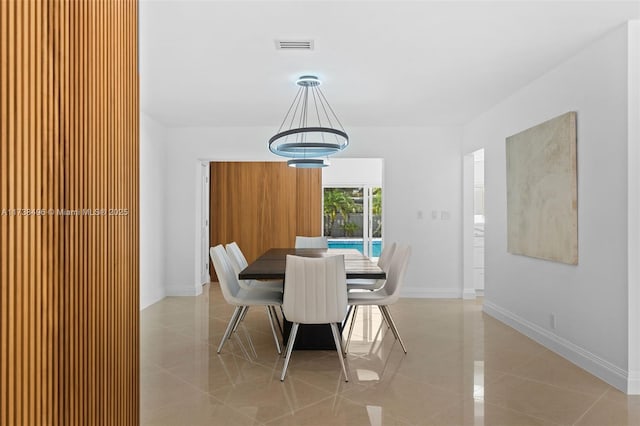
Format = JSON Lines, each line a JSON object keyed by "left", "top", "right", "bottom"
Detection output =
{"left": 239, "top": 248, "right": 386, "bottom": 280}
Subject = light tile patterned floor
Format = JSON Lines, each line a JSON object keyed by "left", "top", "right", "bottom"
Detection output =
{"left": 141, "top": 284, "right": 640, "bottom": 425}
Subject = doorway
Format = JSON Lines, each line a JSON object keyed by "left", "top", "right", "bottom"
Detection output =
{"left": 463, "top": 149, "right": 485, "bottom": 298}
{"left": 472, "top": 150, "right": 485, "bottom": 294}
{"left": 199, "top": 162, "right": 210, "bottom": 285}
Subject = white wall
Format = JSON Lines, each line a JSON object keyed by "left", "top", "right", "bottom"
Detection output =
{"left": 140, "top": 113, "right": 167, "bottom": 309}
{"left": 322, "top": 158, "right": 383, "bottom": 187}
{"left": 162, "top": 126, "right": 463, "bottom": 298}
{"left": 462, "top": 23, "right": 639, "bottom": 392}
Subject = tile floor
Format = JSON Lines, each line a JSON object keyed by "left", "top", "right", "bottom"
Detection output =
{"left": 141, "top": 284, "right": 640, "bottom": 425}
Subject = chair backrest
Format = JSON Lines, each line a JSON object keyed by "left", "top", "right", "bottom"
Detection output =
{"left": 210, "top": 245, "right": 242, "bottom": 304}
{"left": 295, "top": 236, "right": 328, "bottom": 249}
{"left": 225, "top": 242, "right": 248, "bottom": 275}
{"left": 381, "top": 244, "right": 411, "bottom": 304}
{"left": 283, "top": 255, "right": 347, "bottom": 324}
{"left": 377, "top": 242, "right": 397, "bottom": 271}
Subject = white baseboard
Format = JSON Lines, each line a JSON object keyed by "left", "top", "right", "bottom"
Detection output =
{"left": 484, "top": 300, "right": 629, "bottom": 393}
{"left": 140, "top": 293, "right": 166, "bottom": 311}
{"left": 462, "top": 288, "right": 477, "bottom": 300}
{"left": 401, "top": 287, "right": 461, "bottom": 298}
{"left": 166, "top": 284, "right": 203, "bottom": 297}
{"left": 627, "top": 371, "right": 640, "bottom": 394}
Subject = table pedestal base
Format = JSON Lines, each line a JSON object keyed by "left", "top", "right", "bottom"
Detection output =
{"left": 282, "top": 320, "right": 341, "bottom": 350}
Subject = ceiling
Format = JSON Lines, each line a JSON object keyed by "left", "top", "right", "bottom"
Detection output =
{"left": 140, "top": 0, "right": 640, "bottom": 127}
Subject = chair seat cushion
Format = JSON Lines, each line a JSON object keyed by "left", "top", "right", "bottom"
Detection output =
{"left": 233, "top": 288, "right": 283, "bottom": 306}
{"left": 346, "top": 278, "right": 385, "bottom": 291}
{"left": 250, "top": 279, "right": 283, "bottom": 292}
{"left": 347, "top": 288, "right": 394, "bottom": 305}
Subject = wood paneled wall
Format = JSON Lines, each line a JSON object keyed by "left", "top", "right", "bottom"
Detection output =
{"left": 210, "top": 162, "right": 322, "bottom": 272}
{"left": 0, "top": 1, "right": 139, "bottom": 424}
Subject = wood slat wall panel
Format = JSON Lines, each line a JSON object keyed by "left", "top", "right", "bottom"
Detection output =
{"left": 209, "top": 162, "right": 321, "bottom": 279}
{"left": 0, "top": 1, "right": 139, "bottom": 424}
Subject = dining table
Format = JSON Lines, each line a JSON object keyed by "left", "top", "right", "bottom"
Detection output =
{"left": 239, "top": 248, "right": 385, "bottom": 349}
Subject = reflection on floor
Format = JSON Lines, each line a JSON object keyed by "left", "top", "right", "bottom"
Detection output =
{"left": 141, "top": 283, "right": 640, "bottom": 425}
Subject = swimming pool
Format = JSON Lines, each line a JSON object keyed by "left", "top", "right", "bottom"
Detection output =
{"left": 327, "top": 239, "right": 382, "bottom": 257}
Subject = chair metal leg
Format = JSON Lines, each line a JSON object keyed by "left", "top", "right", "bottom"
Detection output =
{"left": 241, "top": 305, "right": 249, "bottom": 319}
{"left": 233, "top": 306, "right": 249, "bottom": 333}
{"left": 330, "top": 323, "right": 349, "bottom": 382}
{"left": 379, "top": 306, "right": 397, "bottom": 340}
{"left": 266, "top": 306, "right": 282, "bottom": 354}
{"left": 380, "top": 305, "right": 407, "bottom": 354}
{"left": 342, "top": 305, "right": 354, "bottom": 329}
{"left": 344, "top": 305, "right": 358, "bottom": 354}
{"left": 379, "top": 305, "right": 390, "bottom": 329}
{"left": 280, "top": 323, "right": 299, "bottom": 381}
{"left": 218, "top": 306, "right": 242, "bottom": 353}
{"left": 270, "top": 305, "right": 284, "bottom": 339}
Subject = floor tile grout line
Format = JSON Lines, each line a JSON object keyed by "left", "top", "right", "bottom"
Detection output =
{"left": 281, "top": 365, "right": 370, "bottom": 396}
{"left": 217, "top": 400, "right": 270, "bottom": 426}
{"left": 571, "top": 387, "right": 609, "bottom": 426}
{"left": 338, "top": 392, "right": 405, "bottom": 423}
{"left": 423, "top": 396, "right": 472, "bottom": 423}
{"left": 212, "top": 376, "right": 337, "bottom": 425}
{"left": 485, "top": 400, "right": 564, "bottom": 426}
{"left": 262, "top": 394, "right": 339, "bottom": 425}
{"left": 153, "top": 361, "right": 273, "bottom": 426}
{"left": 140, "top": 362, "right": 257, "bottom": 424}
{"left": 485, "top": 372, "right": 608, "bottom": 426}
{"left": 501, "top": 369, "right": 612, "bottom": 400}
{"left": 143, "top": 360, "right": 218, "bottom": 394}
{"left": 338, "top": 383, "right": 566, "bottom": 426}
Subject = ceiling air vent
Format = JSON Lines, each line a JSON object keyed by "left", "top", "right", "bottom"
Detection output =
{"left": 276, "top": 40, "right": 314, "bottom": 50}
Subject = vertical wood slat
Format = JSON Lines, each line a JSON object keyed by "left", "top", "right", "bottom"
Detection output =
{"left": 1, "top": 0, "right": 8, "bottom": 417}
{"left": 0, "top": 1, "right": 140, "bottom": 424}
{"left": 209, "top": 162, "right": 322, "bottom": 280}
{"left": 16, "top": 2, "right": 24, "bottom": 424}
{"left": 34, "top": 1, "right": 42, "bottom": 420}
{"left": 1, "top": 0, "right": 7, "bottom": 423}
{"left": 11, "top": 0, "right": 17, "bottom": 416}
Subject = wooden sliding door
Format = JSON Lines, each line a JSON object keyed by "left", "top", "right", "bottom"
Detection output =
{"left": 0, "top": 1, "right": 139, "bottom": 424}
{"left": 210, "top": 162, "right": 321, "bottom": 273}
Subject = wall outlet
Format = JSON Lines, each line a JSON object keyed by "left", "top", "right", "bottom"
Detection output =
{"left": 550, "top": 314, "right": 556, "bottom": 330}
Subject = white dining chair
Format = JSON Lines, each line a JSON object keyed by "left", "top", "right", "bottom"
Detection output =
{"left": 225, "top": 242, "right": 283, "bottom": 292}
{"left": 209, "top": 245, "right": 283, "bottom": 354}
{"left": 280, "top": 254, "right": 349, "bottom": 382}
{"left": 294, "top": 236, "right": 328, "bottom": 249}
{"left": 342, "top": 242, "right": 397, "bottom": 329}
{"left": 346, "top": 242, "right": 397, "bottom": 291}
{"left": 344, "top": 244, "right": 411, "bottom": 354}
{"left": 226, "top": 242, "right": 284, "bottom": 336}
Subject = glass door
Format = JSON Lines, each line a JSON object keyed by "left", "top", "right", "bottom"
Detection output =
{"left": 323, "top": 186, "right": 382, "bottom": 258}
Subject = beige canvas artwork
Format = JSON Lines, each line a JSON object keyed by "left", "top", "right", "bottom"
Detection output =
{"left": 506, "top": 111, "right": 578, "bottom": 264}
